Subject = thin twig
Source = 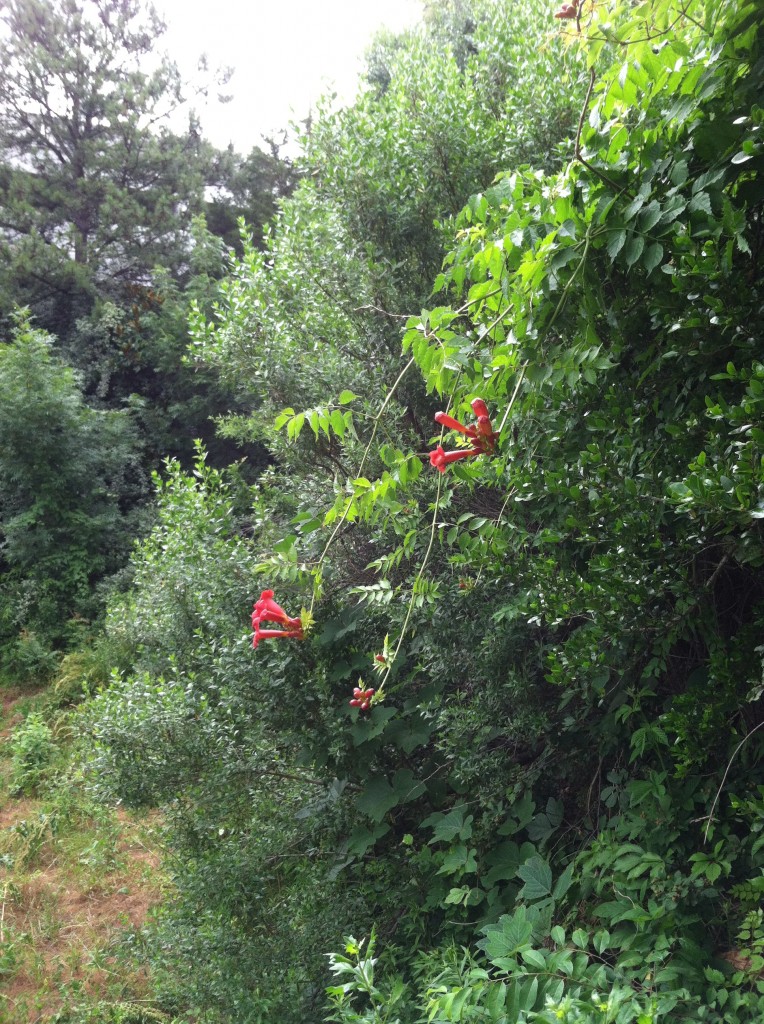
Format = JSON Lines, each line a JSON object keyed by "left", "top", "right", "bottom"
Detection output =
{"left": 574, "top": 67, "right": 630, "bottom": 196}
{"left": 377, "top": 471, "right": 444, "bottom": 697}
{"left": 353, "top": 304, "right": 413, "bottom": 319}
{"left": 704, "top": 721, "right": 764, "bottom": 843}
{"left": 310, "top": 356, "right": 416, "bottom": 612}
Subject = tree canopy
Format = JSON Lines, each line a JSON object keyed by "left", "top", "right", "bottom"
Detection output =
{"left": 0, "top": 0, "right": 212, "bottom": 335}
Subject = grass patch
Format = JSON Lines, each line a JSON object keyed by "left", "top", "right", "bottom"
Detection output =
{"left": 0, "top": 684, "right": 171, "bottom": 1023}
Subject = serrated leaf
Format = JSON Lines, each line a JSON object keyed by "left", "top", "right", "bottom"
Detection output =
{"left": 639, "top": 200, "right": 662, "bottom": 231}
{"left": 624, "top": 234, "right": 645, "bottom": 267}
{"left": 422, "top": 805, "right": 473, "bottom": 844}
{"left": 642, "top": 241, "right": 664, "bottom": 275}
{"left": 478, "top": 907, "right": 533, "bottom": 961}
{"left": 553, "top": 862, "right": 574, "bottom": 900}
{"left": 689, "top": 191, "right": 712, "bottom": 214}
{"left": 607, "top": 228, "right": 627, "bottom": 260}
{"left": 521, "top": 948, "right": 546, "bottom": 970}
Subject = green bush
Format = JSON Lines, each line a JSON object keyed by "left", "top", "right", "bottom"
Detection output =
{"left": 0, "top": 312, "right": 142, "bottom": 676}
{"left": 9, "top": 712, "right": 59, "bottom": 796}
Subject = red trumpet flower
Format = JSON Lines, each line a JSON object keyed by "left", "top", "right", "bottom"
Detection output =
{"left": 434, "top": 411, "right": 478, "bottom": 439}
{"left": 429, "top": 444, "right": 483, "bottom": 473}
{"left": 253, "top": 624, "right": 304, "bottom": 649}
{"left": 429, "top": 398, "right": 499, "bottom": 472}
{"left": 251, "top": 589, "right": 304, "bottom": 649}
{"left": 252, "top": 589, "right": 296, "bottom": 626}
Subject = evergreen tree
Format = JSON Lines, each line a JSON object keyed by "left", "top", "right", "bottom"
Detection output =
{"left": 0, "top": 0, "right": 213, "bottom": 338}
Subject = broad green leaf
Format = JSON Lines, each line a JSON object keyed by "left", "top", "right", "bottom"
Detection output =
{"left": 517, "top": 855, "right": 553, "bottom": 900}
{"left": 607, "top": 228, "right": 627, "bottom": 260}
{"left": 642, "top": 241, "right": 664, "bottom": 275}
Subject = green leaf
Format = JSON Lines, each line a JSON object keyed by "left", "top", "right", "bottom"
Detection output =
{"left": 639, "top": 200, "right": 662, "bottom": 231}
{"left": 642, "top": 241, "right": 664, "bottom": 275}
{"left": 552, "top": 862, "right": 574, "bottom": 901}
{"left": 517, "top": 855, "right": 553, "bottom": 900}
{"left": 624, "top": 234, "right": 645, "bottom": 268}
{"left": 329, "top": 409, "right": 346, "bottom": 437}
{"left": 607, "top": 228, "right": 627, "bottom": 260}
{"left": 423, "top": 805, "right": 473, "bottom": 844}
{"left": 337, "top": 390, "right": 357, "bottom": 404}
{"left": 478, "top": 907, "right": 533, "bottom": 961}
{"left": 521, "top": 948, "right": 546, "bottom": 970}
{"left": 356, "top": 776, "right": 399, "bottom": 821}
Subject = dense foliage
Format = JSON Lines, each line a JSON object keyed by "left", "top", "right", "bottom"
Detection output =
{"left": 0, "top": 312, "right": 142, "bottom": 676}
{"left": 0, "top": 0, "right": 208, "bottom": 337}
{"left": 3, "top": 0, "right": 763, "bottom": 1021}
{"left": 0, "top": 0, "right": 295, "bottom": 676}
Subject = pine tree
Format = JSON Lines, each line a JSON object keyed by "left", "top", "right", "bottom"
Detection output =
{"left": 0, "top": 0, "right": 212, "bottom": 337}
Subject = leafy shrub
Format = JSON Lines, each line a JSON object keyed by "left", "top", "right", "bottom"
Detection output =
{"left": 9, "top": 712, "right": 59, "bottom": 796}
{"left": 0, "top": 312, "right": 143, "bottom": 675}
{"left": 84, "top": 0, "right": 764, "bottom": 1020}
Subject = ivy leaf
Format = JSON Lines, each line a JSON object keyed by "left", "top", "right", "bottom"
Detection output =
{"left": 422, "top": 805, "right": 473, "bottom": 843}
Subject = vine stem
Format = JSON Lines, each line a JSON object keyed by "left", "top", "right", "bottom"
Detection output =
{"left": 704, "top": 720, "right": 764, "bottom": 843}
{"left": 309, "top": 355, "right": 416, "bottom": 613}
{"left": 376, "top": 470, "right": 443, "bottom": 697}
{"left": 497, "top": 361, "right": 529, "bottom": 436}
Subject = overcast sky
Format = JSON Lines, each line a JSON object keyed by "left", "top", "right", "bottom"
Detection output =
{"left": 158, "top": 0, "right": 423, "bottom": 153}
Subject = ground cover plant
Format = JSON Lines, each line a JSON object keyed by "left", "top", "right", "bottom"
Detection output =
{"left": 8, "top": 0, "right": 763, "bottom": 1020}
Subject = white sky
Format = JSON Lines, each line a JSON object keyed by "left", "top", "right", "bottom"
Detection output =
{"left": 158, "top": 0, "right": 423, "bottom": 153}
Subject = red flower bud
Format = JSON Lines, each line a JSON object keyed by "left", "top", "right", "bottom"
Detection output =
{"left": 349, "top": 698, "right": 362, "bottom": 707}
{"left": 434, "top": 411, "right": 478, "bottom": 438}
{"left": 470, "top": 398, "right": 490, "bottom": 421}
{"left": 476, "top": 413, "right": 494, "bottom": 437}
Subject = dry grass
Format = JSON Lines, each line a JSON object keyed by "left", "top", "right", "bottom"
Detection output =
{"left": 0, "top": 688, "right": 168, "bottom": 1023}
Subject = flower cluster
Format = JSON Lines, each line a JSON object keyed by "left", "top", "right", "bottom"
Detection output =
{"left": 554, "top": 0, "right": 579, "bottom": 18}
{"left": 429, "top": 398, "right": 499, "bottom": 472}
{"left": 349, "top": 685, "right": 375, "bottom": 711}
{"left": 251, "top": 589, "right": 304, "bottom": 649}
